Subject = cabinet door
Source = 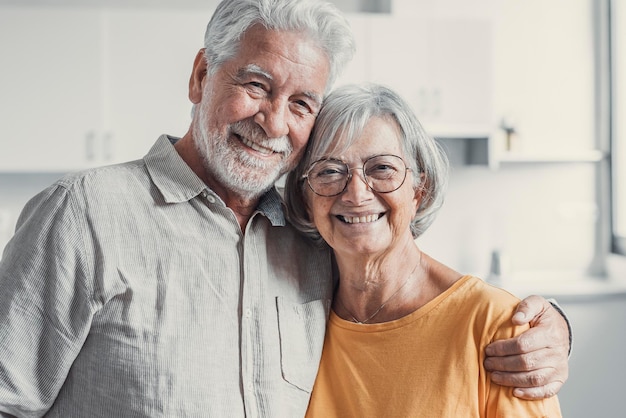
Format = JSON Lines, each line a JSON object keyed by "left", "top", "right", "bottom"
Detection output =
{"left": 368, "top": 16, "right": 493, "bottom": 138}
{"left": 104, "top": 9, "right": 214, "bottom": 162}
{"left": 368, "top": 15, "right": 432, "bottom": 115}
{"left": 333, "top": 13, "right": 371, "bottom": 89}
{"left": 0, "top": 7, "right": 103, "bottom": 171}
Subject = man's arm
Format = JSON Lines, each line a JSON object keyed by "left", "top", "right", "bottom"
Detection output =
{"left": 484, "top": 295, "right": 570, "bottom": 400}
{"left": 0, "top": 185, "right": 94, "bottom": 416}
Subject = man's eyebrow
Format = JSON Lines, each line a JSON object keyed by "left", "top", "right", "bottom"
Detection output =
{"left": 238, "top": 64, "right": 323, "bottom": 106}
{"left": 237, "top": 64, "right": 272, "bottom": 81}
{"left": 303, "top": 91, "right": 324, "bottom": 108}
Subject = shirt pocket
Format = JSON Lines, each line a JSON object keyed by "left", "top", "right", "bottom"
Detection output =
{"left": 276, "top": 297, "right": 331, "bottom": 393}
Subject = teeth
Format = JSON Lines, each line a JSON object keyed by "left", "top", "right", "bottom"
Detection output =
{"left": 241, "top": 137, "right": 273, "bottom": 156}
{"left": 340, "top": 214, "right": 380, "bottom": 224}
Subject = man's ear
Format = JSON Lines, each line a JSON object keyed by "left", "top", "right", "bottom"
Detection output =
{"left": 189, "top": 48, "right": 208, "bottom": 104}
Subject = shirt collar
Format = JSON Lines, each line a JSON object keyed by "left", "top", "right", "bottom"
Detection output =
{"left": 257, "top": 187, "right": 286, "bottom": 227}
{"left": 144, "top": 135, "right": 208, "bottom": 204}
{"left": 144, "top": 135, "right": 286, "bottom": 226}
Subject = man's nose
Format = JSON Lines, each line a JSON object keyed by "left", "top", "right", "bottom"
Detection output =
{"left": 254, "top": 99, "right": 290, "bottom": 138}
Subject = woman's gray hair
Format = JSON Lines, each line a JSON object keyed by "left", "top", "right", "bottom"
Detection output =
{"left": 284, "top": 83, "right": 450, "bottom": 243}
{"left": 203, "top": 0, "right": 356, "bottom": 93}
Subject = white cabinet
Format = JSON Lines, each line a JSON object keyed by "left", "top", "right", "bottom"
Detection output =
{"left": 367, "top": 16, "right": 493, "bottom": 138}
{"left": 103, "top": 9, "right": 212, "bottom": 161}
{"left": 0, "top": 6, "right": 213, "bottom": 172}
{"left": 331, "top": 13, "right": 494, "bottom": 141}
{"left": 0, "top": 7, "right": 493, "bottom": 172}
{"left": 333, "top": 14, "right": 371, "bottom": 88}
{"left": 488, "top": 0, "right": 597, "bottom": 165}
{"left": 0, "top": 8, "right": 103, "bottom": 171}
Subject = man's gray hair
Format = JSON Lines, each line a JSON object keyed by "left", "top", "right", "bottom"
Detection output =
{"left": 204, "top": 0, "right": 356, "bottom": 93}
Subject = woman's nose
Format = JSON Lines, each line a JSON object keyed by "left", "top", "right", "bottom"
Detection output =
{"left": 341, "top": 168, "right": 373, "bottom": 203}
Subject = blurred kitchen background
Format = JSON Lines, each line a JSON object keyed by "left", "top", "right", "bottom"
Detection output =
{"left": 1, "top": 0, "right": 625, "bottom": 415}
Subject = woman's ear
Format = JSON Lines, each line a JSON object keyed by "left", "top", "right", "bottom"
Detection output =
{"left": 189, "top": 48, "right": 208, "bottom": 104}
{"left": 413, "top": 173, "right": 426, "bottom": 213}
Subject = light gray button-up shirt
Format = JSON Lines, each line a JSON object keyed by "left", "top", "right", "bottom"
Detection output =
{"left": 0, "top": 135, "right": 333, "bottom": 417}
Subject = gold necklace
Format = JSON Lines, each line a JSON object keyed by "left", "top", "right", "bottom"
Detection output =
{"left": 337, "top": 261, "right": 419, "bottom": 324}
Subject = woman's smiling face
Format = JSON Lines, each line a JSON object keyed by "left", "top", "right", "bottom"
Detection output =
{"left": 305, "top": 116, "right": 420, "bottom": 258}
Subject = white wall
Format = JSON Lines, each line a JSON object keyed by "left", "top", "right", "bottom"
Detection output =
{"left": 419, "top": 163, "right": 599, "bottom": 276}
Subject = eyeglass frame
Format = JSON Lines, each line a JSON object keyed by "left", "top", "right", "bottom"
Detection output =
{"left": 301, "top": 153, "right": 413, "bottom": 197}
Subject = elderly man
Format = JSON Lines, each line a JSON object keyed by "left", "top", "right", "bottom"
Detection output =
{"left": 0, "top": 0, "right": 569, "bottom": 416}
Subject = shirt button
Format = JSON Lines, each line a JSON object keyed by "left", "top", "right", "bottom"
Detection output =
{"left": 206, "top": 195, "right": 216, "bottom": 204}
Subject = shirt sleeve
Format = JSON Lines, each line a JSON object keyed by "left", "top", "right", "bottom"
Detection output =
{"left": 0, "top": 183, "right": 96, "bottom": 417}
{"left": 548, "top": 298, "right": 573, "bottom": 356}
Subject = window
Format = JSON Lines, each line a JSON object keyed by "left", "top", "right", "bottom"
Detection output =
{"left": 612, "top": 0, "right": 626, "bottom": 255}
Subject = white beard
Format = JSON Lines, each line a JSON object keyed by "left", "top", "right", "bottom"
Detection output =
{"left": 192, "top": 102, "right": 293, "bottom": 201}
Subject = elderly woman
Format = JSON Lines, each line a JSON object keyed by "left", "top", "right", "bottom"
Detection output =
{"left": 284, "top": 84, "right": 562, "bottom": 417}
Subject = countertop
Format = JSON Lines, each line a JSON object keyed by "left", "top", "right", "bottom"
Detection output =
{"left": 492, "top": 255, "right": 626, "bottom": 302}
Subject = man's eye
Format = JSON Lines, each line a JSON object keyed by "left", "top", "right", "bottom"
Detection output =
{"left": 245, "top": 82, "right": 267, "bottom": 95}
{"left": 291, "top": 100, "right": 315, "bottom": 116}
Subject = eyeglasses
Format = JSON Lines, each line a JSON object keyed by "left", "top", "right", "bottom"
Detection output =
{"left": 302, "top": 154, "right": 411, "bottom": 197}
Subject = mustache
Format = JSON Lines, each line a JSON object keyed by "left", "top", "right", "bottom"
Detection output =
{"left": 229, "top": 121, "right": 292, "bottom": 155}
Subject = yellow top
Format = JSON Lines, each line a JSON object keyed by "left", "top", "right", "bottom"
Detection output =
{"left": 305, "top": 275, "right": 562, "bottom": 418}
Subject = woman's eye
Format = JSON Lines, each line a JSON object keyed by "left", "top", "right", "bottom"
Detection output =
{"left": 367, "top": 164, "right": 399, "bottom": 179}
{"left": 371, "top": 164, "right": 393, "bottom": 172}
{"left": 313, "top": 162, "right": 347, "bottom": 178}
{"left": 318, "top": 167, "right": 343, "bottom": 176}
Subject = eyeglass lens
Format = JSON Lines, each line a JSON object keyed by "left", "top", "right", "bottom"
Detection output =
{"left": 306, "top": 154, "right": 408, "bottom": 197}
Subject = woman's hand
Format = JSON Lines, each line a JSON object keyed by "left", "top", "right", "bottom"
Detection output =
{"left": 484, "top": 295, "right": 570, "bottom": 400}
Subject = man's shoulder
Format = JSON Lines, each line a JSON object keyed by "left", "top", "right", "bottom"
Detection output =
{"left": 56, "top": 159, "right": 147, "bottom": 190}
{"left": 56, "top": 160, "right": 145, "bottom": 188}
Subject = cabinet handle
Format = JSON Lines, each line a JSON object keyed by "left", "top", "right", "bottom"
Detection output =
{"left": 85, "top": 131, "right": 96, "bottom": 161}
